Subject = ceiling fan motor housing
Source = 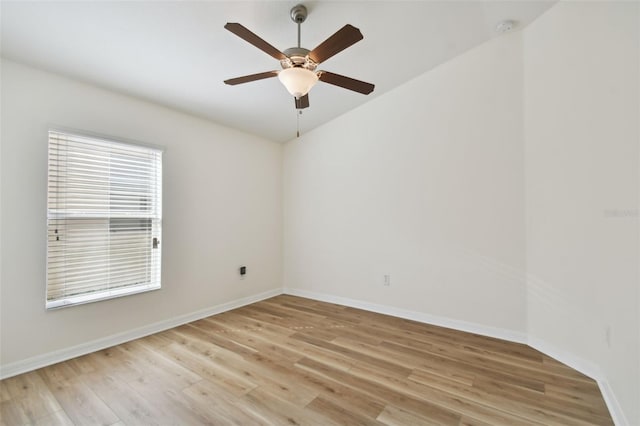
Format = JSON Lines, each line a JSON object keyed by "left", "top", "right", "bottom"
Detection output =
{"left": 281, "top": 47, "right": 317, "bottom": 71}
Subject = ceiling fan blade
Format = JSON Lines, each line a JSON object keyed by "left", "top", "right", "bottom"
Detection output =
{"left": 224, "top": 71, "right": 278, "bottom": 85}
{"left": 224, "top": 23, "right": 286, "bottom": 60}
{"left": 308, "top": 24, "right": 363, "bottom": 64}
{"left": 295, "top": 94, "right": 310, "bottom": 109}
{"left": 318, "top": 71, "right": 375, "bottom": 95}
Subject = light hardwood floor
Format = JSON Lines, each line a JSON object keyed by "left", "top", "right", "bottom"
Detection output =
{"left": 1, "top": 295, "right": 613, "bottom": 425}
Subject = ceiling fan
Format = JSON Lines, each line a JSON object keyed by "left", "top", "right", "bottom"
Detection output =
{"left": 224, "top": 4, "right": 375, "bottom": 110}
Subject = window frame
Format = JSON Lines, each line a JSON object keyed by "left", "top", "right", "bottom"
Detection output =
{"left": 45, "top": 128, "right": 164, "bottom": 309}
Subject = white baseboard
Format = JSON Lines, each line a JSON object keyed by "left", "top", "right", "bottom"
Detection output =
{"left": 0, "top": 288, "right": 281, "bottom": 380}
{"left": 528, "top": 336, "right": 628, "bottom": 426}
{"left": 598, "top": 380, "right": 629, "bottom": 426}
{"left": 282, "top": 288, "right": 528, "bottom": 344}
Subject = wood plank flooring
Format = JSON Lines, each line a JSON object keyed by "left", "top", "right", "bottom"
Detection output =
{"left": 0, "top": 295, "right": 613, "bottom": 425}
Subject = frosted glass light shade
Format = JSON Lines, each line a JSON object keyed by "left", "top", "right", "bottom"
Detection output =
{"left": 278, "top": 68, "right": 319, "bottom": 98}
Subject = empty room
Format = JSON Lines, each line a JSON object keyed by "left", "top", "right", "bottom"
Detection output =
{"left": 0, "top": 1, "right": 638, "bottom": 425}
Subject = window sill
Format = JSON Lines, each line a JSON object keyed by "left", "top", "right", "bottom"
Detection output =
{"left": 46, "top": 282, "right": 161, "bottom": 310}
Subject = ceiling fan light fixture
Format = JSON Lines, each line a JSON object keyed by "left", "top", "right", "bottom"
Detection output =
{"left": 278, "top": 67, "right": 318, "bottom": 99}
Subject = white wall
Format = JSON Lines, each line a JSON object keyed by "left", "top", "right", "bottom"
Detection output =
{"left": 524, "top": 3, "right": 639, "bottom": 424}
{"left": 0, "top": 60, "right": 282, "bottom": 369}
{"left": 283, "top": 32, "right": 527, "bottom": 335}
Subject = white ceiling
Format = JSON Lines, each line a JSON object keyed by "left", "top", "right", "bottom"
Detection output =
{"left": 1, "top": 1, "right": 554, "bottom": 142}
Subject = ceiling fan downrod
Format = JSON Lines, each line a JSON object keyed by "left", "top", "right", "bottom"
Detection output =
{"left": 281, "top": 4, "right": 316, "bottom": 75}
{"left": 290, "top": 4, "right": 307, "bottom": 48}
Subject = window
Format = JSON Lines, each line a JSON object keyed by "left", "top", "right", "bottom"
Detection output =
{"left": 46, "top": 130, "right": 162, "bottom": 309}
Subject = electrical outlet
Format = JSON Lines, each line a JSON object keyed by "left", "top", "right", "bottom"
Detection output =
{"left": 383, "top": 274, "right": 391, "bottom": 286}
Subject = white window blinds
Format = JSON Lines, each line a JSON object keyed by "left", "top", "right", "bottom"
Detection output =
{"left": 46, "top": 130, "right": 162, "bottom": 309}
